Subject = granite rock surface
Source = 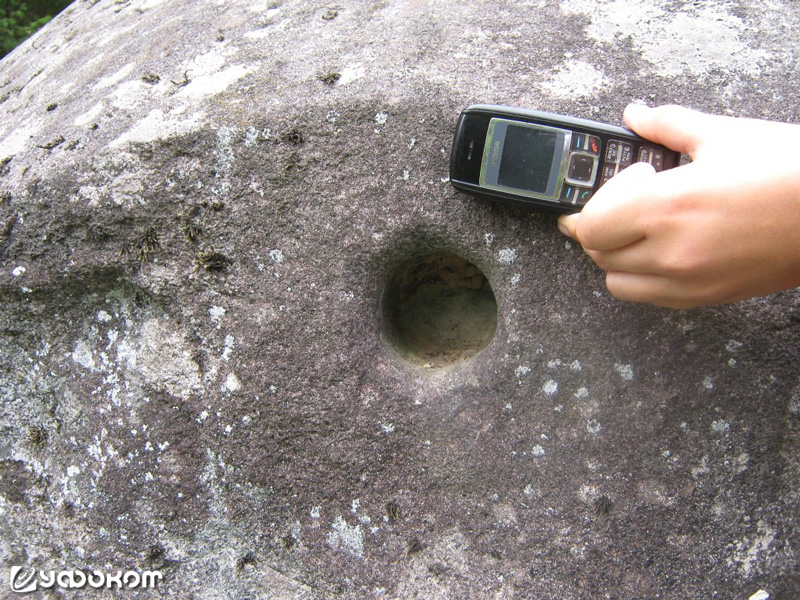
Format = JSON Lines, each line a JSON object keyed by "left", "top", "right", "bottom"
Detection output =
{"left": 1, "top": 1, "right": 799, "bottom": 598}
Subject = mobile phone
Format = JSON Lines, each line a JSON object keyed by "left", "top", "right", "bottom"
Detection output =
{"left": 449, "top": 104, "right": 681, "bottom": 213}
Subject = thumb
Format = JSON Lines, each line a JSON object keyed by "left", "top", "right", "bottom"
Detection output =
{"left": 558, "top": 212, "right": 579, "bottom": 240}
{"left": 623, "top": 104, "right": 715, "bottom": 158}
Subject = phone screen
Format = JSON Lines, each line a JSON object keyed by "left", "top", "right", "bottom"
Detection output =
{"left": 498, "top": 125, "right": 558, "bottom": 193}
{"left": 480, "top": 119, "right": 568, "bottom": 200}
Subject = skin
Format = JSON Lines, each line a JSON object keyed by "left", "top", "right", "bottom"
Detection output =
{"left": 557, "top": 104, "right": 800, "bottom": 309}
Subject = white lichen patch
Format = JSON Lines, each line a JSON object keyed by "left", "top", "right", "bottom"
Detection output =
{"left": 223, "top": 372, "right": 241, "bottom": 393}
{"left": 541, "top": 59, "right": 609, "bottom": 99}
{"left": 542, "top": 379, "right": 558, "bottom": 396}
{"left": 244, "top": 125, "right": 260, "bottom": 147}
{"left": 107, "top": 172, "right": 145, "bottom": 206}
{"left": 586, "top": 419, "right": 602, "bottom": 435}
{"left": 578, "top": 484, "right": 599, "bottom": 503}
{"left": 74, "top": 102, "right": 105, "bottom": 127}
{"left": 159, "top": 43, "right": 258, "bottom": 100}
{"left": 726, "top": 339, "right": 743, "bottom": 352}
{"left": 359, "top": 514, "right": 373, "bottom": 527}
{"left": 136, "top": 0, "right": 169, "bottom": 9}
{"left": 209, "top": 305, "right": 226, "bottom": 327}
{"left": 337, "top": 63, "right": 365, "bottom": 86}
{"left": 215, "top": 126, "right": 236, "bottom": 175}
{"left": 327, "top": 516, "right": 364, "bottom": 558}
{"left": 614, "top": 363, "right": 634, "bottom": 381}
{"left": 69, "top": 150, "right": 145, "bottom": 206}
{"left": 790, "top": 393, "right": 800, "bottom": 416}
{"left": 181, "top": 63, "right": 256, "bottom": 100}
{"left": 727, "top": 519, "right": 776, "bottom": 577}
{"left": 247, "top": 0, "right": 282, "bottom": 15}
{"left": 123, "top": 319, "right": 203, "bottom": 399}
{"left": 0, "top": 121, "right": 44, "bottom": 157}
{"left": 497, "top": 248, "right": 517, "bottom": 265}
{"left": 514, "top": 365, "right": 530, "bottom": 383}
{"left": 71, "top": 340, "right": 97, "bottom": 372}
{"left": 711, "top": 419, "right": 730, "bottom": 434}
{"left": 60, "top": 301, "right": 205, "bottom": 494}
{"left": 111, "top": 108, "right": 206, "bottom": 148}
{"left": 221, "top": 335, "right": 235, "bottom": 361}
{"left": 91, "top": 63, "right": 135, "bottom": 92}
{"left": 531, "top": 444, "right": 546, "bottom": 457}
{"left": 110, "top": 79, "right": 148, "bottom": 111}
{"left": 560, "top": 0, "right": 770, "bottom": 77}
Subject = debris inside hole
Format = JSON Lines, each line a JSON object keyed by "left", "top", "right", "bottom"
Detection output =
{"left": 382, "top": 252, "right": 497, "bottom": 367}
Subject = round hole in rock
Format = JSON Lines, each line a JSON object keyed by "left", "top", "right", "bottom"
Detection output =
{"left": 381, "top": 252, "right": 498, "bottom": 367}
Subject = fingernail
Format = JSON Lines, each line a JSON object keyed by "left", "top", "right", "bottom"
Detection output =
{"left": 557, "top": 217, "right": 574, "bottom": 238}
{"left": 624, "top": 102, "right": 650, "bottom": 118}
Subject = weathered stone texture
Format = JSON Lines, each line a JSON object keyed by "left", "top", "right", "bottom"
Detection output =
{"left": 1, "top": 1, "right": 799, "bottom": 598}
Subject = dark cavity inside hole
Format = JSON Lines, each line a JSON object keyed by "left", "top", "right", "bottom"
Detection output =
{"left": 382, "top": 252, "right": 498, "bottom": 367}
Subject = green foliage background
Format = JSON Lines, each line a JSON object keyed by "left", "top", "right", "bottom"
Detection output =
{"left": 1, "top": 0, "right": 72, "bottom": 58}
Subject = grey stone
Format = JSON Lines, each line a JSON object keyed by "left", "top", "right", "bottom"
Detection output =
{"left": 1, "top": 0, "right": 799, "bottom": 598}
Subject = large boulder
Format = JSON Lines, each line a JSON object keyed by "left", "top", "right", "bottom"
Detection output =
{"left": 1, "top": 0, "right": 798, "bottom": 598}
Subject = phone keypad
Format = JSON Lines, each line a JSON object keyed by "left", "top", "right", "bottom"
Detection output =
{"left": 561, "top": 185, "right": 594, "bottom": 205}
{"left": 638, "top": 146, "right": 664, "bottom": 170}
{"left": 600, "top": 140, "right": 633, "bottom": 184}
{"left": 599, "top": 140, "right": 668, "bottom": 186}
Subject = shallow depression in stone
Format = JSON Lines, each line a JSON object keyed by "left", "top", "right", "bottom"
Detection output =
{"left": 381, "top": 252, "right": 498, "bottom": 367}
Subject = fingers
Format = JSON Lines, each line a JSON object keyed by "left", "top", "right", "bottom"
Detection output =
{"left": 605, "top": 271, "right": 665, "bottom": 304}
{"left": 557, "top": 212, "right": 579, "bottom": 239}
{"left": 604, "top": 271, "right": 712, "bottom": 309}
{"left": 583, "top": 242, "right": 653, "bottom": 274}
{"left": 560, "top": 103, "right": 709, "bottom": 246}
{"left": 556, "top": 103, "right": 724, "bottom": 308}
{"left": 623, "top": 104, "right": 716, "bottom": 158}
{"left": 558, "top": 161, "right": 657, "bottom": 250}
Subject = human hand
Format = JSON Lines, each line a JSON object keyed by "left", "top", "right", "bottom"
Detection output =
{"left": 557, "top": 104, "right": 800, "bottom": 309}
